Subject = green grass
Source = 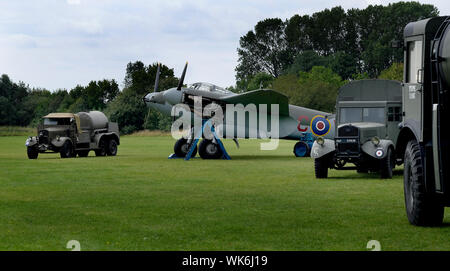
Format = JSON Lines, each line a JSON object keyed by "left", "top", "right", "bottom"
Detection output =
{"left": 0, "top": 135, "right": 449, "bottom": 251}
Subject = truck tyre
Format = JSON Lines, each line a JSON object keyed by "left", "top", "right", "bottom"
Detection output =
{"left": 60, "top": 140, "right": 73, "bottom": 158}
{"left": 95, "top": 138, "right": 107, "bottom": 157}
{"left": 107, "top": 139, "right": 118, "bottom": 156}
{"left": 199, "top": 139, "right": 222, "bottom": 159}
{"left": 380, "top": 147, "right": 395, "bottom": 179}
{"left": 315, "top": 155, "right": 330, "bottom": 179}
{"left": 293, "top": 141, "right": 310, "bottom": 157}
{"left": 77, "top": 150, "right": 89, "bottom": 157}
{"left": 27, "top": 146, "right": 38, "bottom": 159}
{"left": 174, "top": 138, "right": 197, "bottom": 158}
{"left": 404, "top": 140, "right": 444, "bottom": 226}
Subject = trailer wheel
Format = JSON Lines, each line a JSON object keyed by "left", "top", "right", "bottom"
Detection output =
{"left": 293, "top": 141, "right": 310, "bottom": 157}
{"left": 174, "top": 138, "right": 197, "bottom": 158}
{"left": 95, "top": 138, "right": 107, "bottom": 157}
{"left": 107, "top": 139, "right": 118, "bottom": 156}
{"left": 380, "top": 147, "right": 395, "bottom": 179}
{"left": 27, "top": 146, "right": 38, "bottom": 159}
{"left": 404, "top": 140, "right": 444, "bottom": 226}
{"left": 314, "top": 155, "right": 331, "bottom": 179}
{"left": 60, "top": 140, "right": 73, "bottom": 158}
{"left": 199, "top": 139, "right": 222, "bottom": 159}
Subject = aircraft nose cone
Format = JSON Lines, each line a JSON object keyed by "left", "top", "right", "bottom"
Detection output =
{"left": 143, "top": 92, "right": 165, "bottom": 105}
{"left": 143, "top": 93, "right": 154, "bottom": 104}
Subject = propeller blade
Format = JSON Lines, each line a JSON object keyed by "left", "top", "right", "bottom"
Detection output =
{"left": 177, "top": 62, "right": 188, "bottom": 90}
{"left": 154, "top": 62, "right": 161, "bottom": 92}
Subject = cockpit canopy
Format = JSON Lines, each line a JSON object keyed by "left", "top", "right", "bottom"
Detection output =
{"left": 188, "top": 82, "right": 230, "bottom": 94}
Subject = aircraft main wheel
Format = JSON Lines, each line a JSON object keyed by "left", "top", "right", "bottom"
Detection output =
{"left": 77, "top": 150, "right": 89, "bottom": 157}
{"left": 95, "top": 138, "right": 107, "bottom": 156}
{"left": 60, "top": 141, "right": 73, "bottom": 158}
{"left": 107, "top": 139, "right": 118, "bottom": 156}
{"left": 404, "top": 140, "right": 444, "bottom": 226}
{"left": 27, "top": 146, "right": 38, "bottom": 159}
{"left": 293, "top": 141, "right": 310, "bottom": 157}
{"left": 314, "top": 155, "right": 330, "bottom": 179}
{"left": 174, "top": 138, "right": 197, "bottom": 158}
{"left": 380, "top": 147, "right": 395, "bottom": 179}
{"left": 199, "top": 139, "right": 222, "bottom": 159}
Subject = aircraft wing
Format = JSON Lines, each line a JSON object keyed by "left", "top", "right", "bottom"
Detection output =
{"left": 218, "top": 89, "right": 290, "bottom": 116}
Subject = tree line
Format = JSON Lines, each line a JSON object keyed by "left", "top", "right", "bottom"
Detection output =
{"left": 233, "top": 1, "right": 437, "bottom": 112}
{"left": 0, "top": 61, "right": 177, "bottom": 134}
{"left": 0, "top": 2, "right": 438, "bottom": 132}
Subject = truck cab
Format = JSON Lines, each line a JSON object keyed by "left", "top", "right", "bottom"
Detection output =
{"left": 399, "top": 16, "right": 450, "bottom": 226}
{"left": 311, "top": 79, "right": 402, "bottom": 179}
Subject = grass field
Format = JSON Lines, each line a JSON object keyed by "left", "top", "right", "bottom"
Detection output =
{"left": 1, "top": 135, "right": 450, "bottom": 251}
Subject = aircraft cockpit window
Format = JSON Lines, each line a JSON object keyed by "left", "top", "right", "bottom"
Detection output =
{"left": 191, "top": 83, "right": 230, "bottom": 93}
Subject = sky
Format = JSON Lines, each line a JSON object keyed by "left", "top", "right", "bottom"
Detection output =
{"left": 1, "top": 0, "right": 449, "bottom": 91}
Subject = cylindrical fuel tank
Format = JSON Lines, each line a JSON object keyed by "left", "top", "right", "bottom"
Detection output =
{"left": 76, "top": 111, "right": 109, "bottom": 130}
{"left": 438, "top": 22, "right": 450, "bottom": 88}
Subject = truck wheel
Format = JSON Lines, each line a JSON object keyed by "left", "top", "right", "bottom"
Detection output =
{"left": 380, "top": 148, "right": 395, "bottom": 179}
{"left": 293, "top": 141, "right": 310, "bottom": 157}
{"left": 60, "top": 141, "right": 73, "bottom": 158}
{"left": 95, "top": 138, "right": 107, "bottom": 157}
{"left": 404, "top": 140, "right": 444, "bottom": 226}
{"left": 107, "top": 139, "right": 118, "bottom": 156}
{"left": 314, "top": 155, "right": 330, "bottom": 179}
{"left": 27, "top": 146, "right": 38, "bottom": 159}
{"left": 199, "top": 139, "right": 222, "bottom": 159}
{"left": 77, "top": 150, "right": 89, "bottom": 157}
{"left": 174, "top": 138, "right": 197, "bottom": 158}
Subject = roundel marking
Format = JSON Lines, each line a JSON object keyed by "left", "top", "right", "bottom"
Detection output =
{"left": 310, "top": 115, "right": 331, "bottom": 137}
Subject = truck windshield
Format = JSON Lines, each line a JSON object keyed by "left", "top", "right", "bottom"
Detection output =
{"left": 44, "top": 118, "right": 71, "bottom": 125}
{"left": 340, "top": 107, "right": 385, "bottom": 124}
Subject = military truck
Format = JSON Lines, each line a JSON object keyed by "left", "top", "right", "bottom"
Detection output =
{"left": 311, "top": 79, "right": 403, "bottom": 179}
{"left": 395, "top": 16, "right": 450, "bottom": 226}
{"left": 25, "top": 111, "right": 120, "bottom": 159}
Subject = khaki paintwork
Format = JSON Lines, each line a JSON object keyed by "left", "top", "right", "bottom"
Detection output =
{"left": 26, "top": 111, "right": 119, "bottom": 158}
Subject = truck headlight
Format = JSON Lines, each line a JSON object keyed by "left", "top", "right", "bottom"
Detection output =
{"left": 56, "top": 135, "right": 60, "bottom": 141}
{"left": 316, "top": 137, "right": 325, "bottom": 146}
{"left": 371, "top": 136, "right": 380, "bottom": 146}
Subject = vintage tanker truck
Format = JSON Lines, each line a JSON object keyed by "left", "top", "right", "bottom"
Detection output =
{"left": 26, "top": 111, "right": 120, "bottom": 159}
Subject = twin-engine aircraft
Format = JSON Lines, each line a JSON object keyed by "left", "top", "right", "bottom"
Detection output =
{"left": 143, "top": 62, "right": 335, "bottom": 159}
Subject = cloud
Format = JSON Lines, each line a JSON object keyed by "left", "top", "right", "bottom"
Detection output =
{"left": 0, "top": 0, "right": 449, "bottom": 91}
{"left": 67, "top": 0, "right": 81, "bottom": 5}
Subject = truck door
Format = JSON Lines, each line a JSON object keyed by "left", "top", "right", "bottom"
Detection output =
{"left": 403, "top": 37, "right": 424, "bottom": 141}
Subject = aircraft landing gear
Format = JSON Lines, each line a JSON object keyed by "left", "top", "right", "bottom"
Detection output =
{"left": 174, "top": 138, "right": 197, "bottom": 158}
{"left": 169, "top": 119, "right": 231, "bottom": 160}
{"left": 199, "top": 139, "right": 223, "bottom": 159}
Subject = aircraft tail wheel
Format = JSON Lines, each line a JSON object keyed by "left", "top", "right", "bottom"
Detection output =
{"left": 174, "top": 138, "right": 197, "bottom": 158}
{"left": 294, "top": 141, "right": 310, "bottom": 157}
{"left": 199, "top": 139, "right": 223, "bottom": 159}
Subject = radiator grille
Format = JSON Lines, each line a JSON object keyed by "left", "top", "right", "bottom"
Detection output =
{"left": 338, "top": 125, "right": 358, "bottom": 137}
